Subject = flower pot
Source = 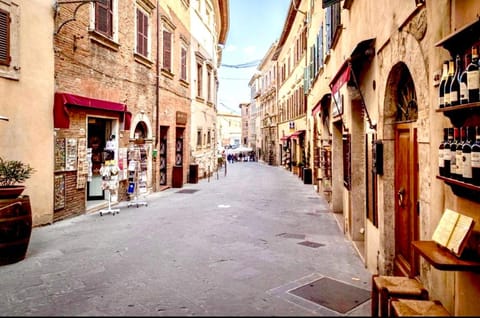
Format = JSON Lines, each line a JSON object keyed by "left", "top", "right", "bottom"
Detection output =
{"left": 0, "top": 186, "right": 25, "bottom": 199}
{"left": 0, "top": 196, "right": 32, "bottom": 265}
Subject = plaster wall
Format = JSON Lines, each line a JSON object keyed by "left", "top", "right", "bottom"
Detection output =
{"left": 0, "top": 1, "right": 55, "bottom": 226}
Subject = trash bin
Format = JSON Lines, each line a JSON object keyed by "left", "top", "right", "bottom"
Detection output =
{"left": 189, "top": 164, "right": 199, "bottom": 184}
{"left": 303, "top": 168, "right": 312, "bottom": 184}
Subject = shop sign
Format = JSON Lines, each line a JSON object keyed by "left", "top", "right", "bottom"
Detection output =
{"left": 176, "top": 111, "right": 188, "bottom": 125}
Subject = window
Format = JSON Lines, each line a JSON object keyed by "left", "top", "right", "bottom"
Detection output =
{"left": 136, "top": 8, "right": 149, "bottom": 57}
{"left": 0, "top": 1, "right": 19, "bottom": 80}
{"left": 162, "top": 29, "right": 172, "bottom": 72}
{"left": 95, "top": 0, "right": 113, "bottom": 37}
{"left": 196, "top": 62, "right": 203, "bottom": 97}
{"left": 0, "top": 8, "right": 10, "bottom": 66}
{"left": 325, "top": 2, "right": 341, "bottom": 50}
{"left": 207, "top": 67, "right": 212, "bottom": 102}
{"left": 197, "top": 129, "right": 202, "bottom": 147}
{"left": 180, "top": 45, "right": 188, "bottom": 81}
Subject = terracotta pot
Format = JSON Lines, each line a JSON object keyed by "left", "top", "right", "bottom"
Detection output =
{"left": 0, "top": 195, "right": 32, "bottom": 265}
{"left": 0, "top": 186, "right": 25, "bottom": 199}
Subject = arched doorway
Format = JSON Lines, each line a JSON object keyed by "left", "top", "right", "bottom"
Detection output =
{"left": 386, "top": 62, "right": 420, "bottom": 277}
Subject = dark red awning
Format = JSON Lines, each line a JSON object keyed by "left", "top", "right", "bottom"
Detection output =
{"left": 329, "top": 60, "right": 351, "bottom": 94}
{"left": 54, "top": 92, "right": 131, "bottom": 130}
{"left": 280, "top": 135, "right": 290, "bottom": 141}
{"left": 290, "top": 130, "right": 305, "bottom": 139}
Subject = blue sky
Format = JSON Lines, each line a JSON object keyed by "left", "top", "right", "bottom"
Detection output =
{"left": 217, "top": 0, "right": 291, "bottom": 114}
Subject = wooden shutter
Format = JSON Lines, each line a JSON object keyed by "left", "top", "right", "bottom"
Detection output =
{"left": 95, "top": 0, "right": 113, "bottom": 37}
{"left": 0, "top": 9, "right": 10, "bottom": 66}
{"left": 136, "top": 9, "right": 148, "bottom": 56}
{"left": 163, "top": 30, "right": 171, "bottom": 71}
{"left": 181, "top": 47, "right": 187, "bottom": 80}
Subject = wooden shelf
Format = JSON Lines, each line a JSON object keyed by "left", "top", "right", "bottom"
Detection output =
{"left": 436, "top": 176, "right": 480, "bottom": 202}
{"left": 412, "top": 240, "right": 480, "bottom": 272}
{"left": 436, "top": 102, "right": 480, "bottom": 127}
{"left": 435, "top": 18, "right": 480, "bottom": 56}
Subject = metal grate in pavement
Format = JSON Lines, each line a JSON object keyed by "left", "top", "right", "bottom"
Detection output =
{"left": 297, "top": 241, "right": 325, "bottom": 248}
{"left": 175, "top": 189, "right": 199, "bottom": 194}
{"left": 289, "top": 277, "right": 370, "bottom": 314}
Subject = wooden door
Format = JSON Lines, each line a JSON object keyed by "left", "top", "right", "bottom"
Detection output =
{"left": 394, "top": 123, "right": 419, "bottom": 277}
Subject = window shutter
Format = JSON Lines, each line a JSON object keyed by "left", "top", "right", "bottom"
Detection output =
{"left": 96, "top": 0, "right": 113, "bottom": 37}
{"left": 136, "top": 9, "right": 148, "bottom": 56}
{"left": 181, "top": 47, "right": 187, "bottom": 80}
{"left": 0, "top": 9, "right": 10, "bottom": 66}
{"left": 163, "top": 30, "right": 171, "bottom": 71}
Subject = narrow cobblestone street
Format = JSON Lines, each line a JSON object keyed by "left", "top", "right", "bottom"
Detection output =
{"left": 0, "top": 162, "right": 371, "bottom": 316}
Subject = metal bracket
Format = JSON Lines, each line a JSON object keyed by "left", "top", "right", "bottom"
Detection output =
{"left": 54, "top": 0, "right": 100, "bottom": 35}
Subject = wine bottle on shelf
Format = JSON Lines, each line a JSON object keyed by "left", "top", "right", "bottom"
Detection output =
{"left": 450, "top": 127, "right": 459, "bottom": 179}
{"left": 471, "top": 126, "right": 480, "bottom": 186}
{"left": 439, "top": 60, "right": 449, "bottom": 108}
{"left": 438, "top": 128, "right": 448, "bottom": 176}
{"left": 444, "top": 59, "right": 455, "bottom": 107}
{"left": 467, "top": 46, "right": 479, "bottom": 103}
{"left": 460, "top": 54, "right": 470, "bottom": 104}
{"left": 450, "top": 54, "right": 462, "bottom": 106}
{"left": 462, "top": 126, "right": 474, "bottom": 184}
{"left": 444, "top": 127, "right": 453, "bottom": 178}
{"left": 456, "top": 126, "right": 465, "bottom": 181}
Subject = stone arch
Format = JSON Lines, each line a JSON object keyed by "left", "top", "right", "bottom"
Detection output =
{"left": 377, "top": 28, "right": 430, "bottom": 274}
{"left": 130, "top": 113, "right": 153, "bottom": 140}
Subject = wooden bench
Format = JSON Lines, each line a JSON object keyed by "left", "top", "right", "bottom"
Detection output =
{"left": 390, "top": 298, "right": 450, "bottom": 317}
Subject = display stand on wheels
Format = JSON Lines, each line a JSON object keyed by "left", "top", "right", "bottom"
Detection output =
{"left": 127, "top": 145, "right": 148, "bottom": 208}
{"left": 98, "top": 154, "right": 120, "bottom": 216}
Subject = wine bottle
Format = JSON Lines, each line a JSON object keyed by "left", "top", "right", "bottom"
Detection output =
{"left": 467, "top": 46, "right": 479, "bottom": 103}
{"left": 443, "top": 128, "right": 453, "bottom": 178}
{"left": 439, "top": 60, "right": 449, "bottom": 108}
{"left": 462, "top": 126, "right": 474, "bottom": 184}
{"left": 444, "top": 59, "right": 455, "bottom": 107}
{"left": 450, "top": 54, "right": 462, "bottom": 106}
{"left": 472, "top": 126, "right": 480, "bottom": 185}
{"left": 450, "top": 127, "right": 459, "bottom": 179}
{"left": 456, "top": 127, "right": 465, "bottom": 181}
{"left": 439, "top": 128, "right": 448, "bottom": 176}
{"left": 444, "top": 128, "right": 453, "bottom": 178}
{"left": 460, "top": 54, "right": 470, "bottom": 104}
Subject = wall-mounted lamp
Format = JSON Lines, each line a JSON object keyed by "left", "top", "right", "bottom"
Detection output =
{"left": 415, "top": 0, "right": 425, "bottom": 7}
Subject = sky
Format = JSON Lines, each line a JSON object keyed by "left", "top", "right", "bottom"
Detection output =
{"left": 217, "top": 0, "right": 291, "bottom": 114}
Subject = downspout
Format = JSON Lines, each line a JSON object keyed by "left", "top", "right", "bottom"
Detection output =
{"left": 154, "top": 4, "right": 160, "bottom": 192}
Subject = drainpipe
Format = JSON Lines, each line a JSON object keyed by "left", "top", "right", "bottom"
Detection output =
{"left": 154, "top": 4, "right": 160, "bottom": 192}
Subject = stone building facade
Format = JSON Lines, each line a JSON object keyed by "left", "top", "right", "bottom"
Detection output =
{"left": 254, "top": 0, "right": 480, "bottom": 315}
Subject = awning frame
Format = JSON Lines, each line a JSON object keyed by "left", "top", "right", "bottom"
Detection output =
{"left": 54, "top": 92, "right": 132, "bottom": 130}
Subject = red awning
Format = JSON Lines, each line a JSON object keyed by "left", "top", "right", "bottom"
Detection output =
{"left": 290, "top": 130, "right": 305, "bottom": 139}
{"left": 54, "top": 92, "right": 131, "bottom": 130}
{"left": 329, "top": 60, "right": 351, "bottom": 94}
{"left": 280, "top": 135, "right": 291, "bottom": 141}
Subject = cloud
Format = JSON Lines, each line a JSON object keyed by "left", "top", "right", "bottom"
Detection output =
{"left": 242, "top": 45, "right": 257, "bottom": 56}
{"left": 224, "top": 44, "right": 237, "bottom": 52}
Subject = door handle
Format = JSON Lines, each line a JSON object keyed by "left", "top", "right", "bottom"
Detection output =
{"left": 398, "top": 187, "right": 405, "bottom": 207}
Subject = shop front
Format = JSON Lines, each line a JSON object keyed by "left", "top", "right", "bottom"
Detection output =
{"left": 53, "top": 92, "right": 131, "bottom": 220}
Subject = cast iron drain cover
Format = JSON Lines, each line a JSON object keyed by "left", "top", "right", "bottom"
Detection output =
{"left": 289, "top": 277, "right": 370, "bottom": 314}
{"left": 276, "top": 233, "right": 306, "bottom": 239}
{"left": 175, "top": 189, "right": 199, "bottom": 194}
{"left": 297, "top": 241, "right": 324, "bottom": 248}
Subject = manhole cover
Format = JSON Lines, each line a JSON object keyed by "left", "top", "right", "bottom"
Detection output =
{"left": 297, "top": 241, "right": 325, "bottom": 248}
{"left": 289, "top": 277, "right": 370, "bottom": 314}
{"left": 175, "top": 189, "right": 199, "bottom": 194}
{"left": 276, "top": 233, "right": 306, "bottom": 239}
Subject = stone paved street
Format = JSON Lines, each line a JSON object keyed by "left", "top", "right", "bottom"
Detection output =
{"left": 0, "top": 162, "right": 372, "bottom": 316}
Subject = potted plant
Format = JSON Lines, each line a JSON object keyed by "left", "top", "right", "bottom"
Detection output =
{"left": 0, "top": 157, "right": 35, "bottom": 198}
{"left": 0, "top": 157, "right": 35, "bottom": 265}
